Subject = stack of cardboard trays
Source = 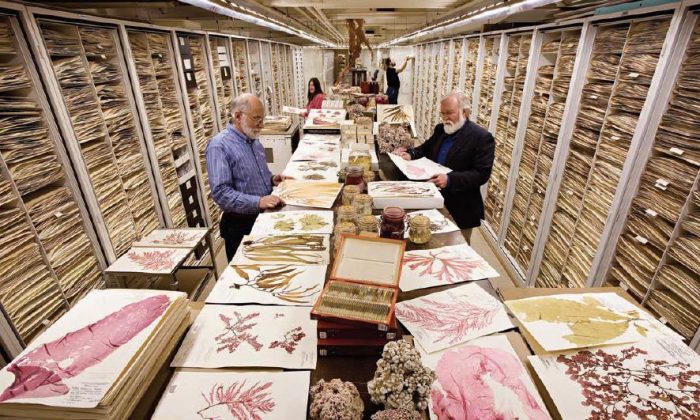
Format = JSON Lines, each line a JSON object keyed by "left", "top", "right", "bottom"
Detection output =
{"left": 0, "top": 289, "right": 190, "bottom": 419}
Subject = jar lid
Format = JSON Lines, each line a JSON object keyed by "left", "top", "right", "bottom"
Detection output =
{"left": 337, "top": 205, "right": 356, "bottom": 215}
{"left": 343, "top": 184, "right": 360, "bottom": 193}
{"left": 346, "top": 165, "right": 364, "bottom": 176}
{"left": 382, "top": 206, "right": 405, "bottom": 220}
{"left": 409, "top": 215, "right": 430, "bottom": 227}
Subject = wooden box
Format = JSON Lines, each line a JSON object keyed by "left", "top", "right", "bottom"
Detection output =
{"left": 311, "top": 235, "right": 405, "bottom": 326}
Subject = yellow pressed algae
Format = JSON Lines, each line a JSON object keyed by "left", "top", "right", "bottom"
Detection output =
{"left": 506, "top": 295, "right": 645, "bottom": 347}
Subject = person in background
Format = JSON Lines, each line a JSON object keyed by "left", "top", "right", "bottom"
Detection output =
{"left": 384, "top": 56, "right": 413, "bottom": 105}
{"left": 303, "top": 77, "right": 324, "bottom": 116}
{"left": 206, "top": 93, "right": 288, "bottom": 261}
{"left": 394, "top": 91, "right": 495, "bottom": 244}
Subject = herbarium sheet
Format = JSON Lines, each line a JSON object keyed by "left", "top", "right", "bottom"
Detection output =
{"left": 396, "top": 283, "right": 513, "bottom": 353}
{"left": 529, "top": 337, "right": 699, "bottom": 419}
{"left": 230, "top": 234, "right": 330, "bottom": 266}
{"left": 152, "top": 370, "right": 310, "bottom": 420}
{"left": 422, "top": 334, "right": 550, "bottom": 420}
{"left": 388, "top": 153, "right": 452, "bottom": 181}
{"left": 400, "top": 244, "right": 499, "bottom": 291}
{"left": 273, "top": 180, "right": 342, "bottom": 209}
{"left": 171, "top": 305, "right": 317, "bottom": 369}
{"left": 205, "top": 264, "right": 327, "bottom": 306}
{"left": 0, "top": 289, "right": 185, "bottom": 408}
{"left": 404, "top": 209, "right": 459, "bottom": 237}
{"left": 506, "top": 292, "right": 683, "bottom": 352}
{"left": 250, "top": 211, "right": 334, "bottom": 235}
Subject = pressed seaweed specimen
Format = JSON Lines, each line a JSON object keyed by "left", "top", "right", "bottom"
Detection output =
{"left": 396, "top": 295, "right": 498, "bottom": 345}
{"left": 151, "top": 231, "right": 200, "bottom": 246}
{"left": 268, "top": 326, "right": 306, "bottom": 354}
{"left": 556, "top": 346, "right": 700, "bottom": 418}
{"left": 127, "top": 249, "right": 177, "bottom": 271}
{"left": 242, "top": 235, "right": 327, "bottom": 264}
{"left": 231, "top": 265, "right": 321, "bottom": 304}
{"left": 198, "top": 381, "right": 275, "bottom": 420}
{"left": 403, "top": 250, "right": 483, "bottom": 283}
{"left": 0, "top": 295, "right": 169, "bottom": 402}
{"left": 215, "top": 312, "right": 263, "bottom": 353}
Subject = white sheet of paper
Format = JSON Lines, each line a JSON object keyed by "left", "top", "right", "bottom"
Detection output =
{"left": 0, "top": 290, "right": 185, "bottom": 408}
{"left": 420, "top": 335, "right": 550, "bottom": 420}
{"left": 400, "top": 244, "right": 500, "bottom": 291}
{"left": 231, "top": 234, "right": 330, "bottom": 266}
{"left": 282, "top": 105, "right": 306, "bottom": 115}
{"left": 106, "top": 247, "right": 190, "bottom": 274}
{"left": 205, "top": 264, "right": 326, "bottom": 306}
{"left": 132, "top": 228, "right": 208, "bottom": 249}
{"left": 506, "top": 292, "right": 685, "bottom": 352}
{"left": 152, "top": 370, "right": 310, "bottom": 420}
{"left": 396, "top": 283, "right": 513, "bottom": 354}
{"left": 273, "top": 180, "right": 342, "bottom": 209}
{"left": 283, "top": 161, "right": 339, "bottom": 182}
{"left": 368, "top": 181, "right": 444, "bottom": 209}
{"left": 404, "top": 209, "right": 459, "bottom": 238}
{"left": 171, "top": 305, "right": 317, "bottom": 369}
{"left": 529, "top": 337, "right": 700, "bottom": 419}
{"left": 251, "top": 211, "right": 334, "bottom": 235}
{"left": 300, "top": 133, "right": 341, "bottom": 143}
{"left": 388, "top": 153, "right": 452, "bottom": 180}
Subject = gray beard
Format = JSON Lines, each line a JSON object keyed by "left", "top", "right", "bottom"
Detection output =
{"left": 443, "top": 118, "right": 465, "bottom": 135}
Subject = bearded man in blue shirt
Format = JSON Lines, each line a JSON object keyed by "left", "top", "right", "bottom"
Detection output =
{"left": 206, "top": 94, "right": 287, "bottom": 261}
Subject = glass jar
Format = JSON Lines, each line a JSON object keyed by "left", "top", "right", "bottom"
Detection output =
{"left": 345, "top": 165, "right": 365, "bottom": 192}
{"left": 408, "top": 215, "right": 432, "bottom": 244}
{"left": 358, "top": 215, "right": 379, "bottom": 236}
{"left": 341, "top": 184, "right": 359, "bottom": 205}
{"left": 348, "top": 145, "right": 372, "bottom": 172}
{"left": 379, "top": 206, "right": 406, "bottom": 240}
{"left": 334, "top": 221, "right": 358, "bottom": 250}
{"left": 336, "top": 205, "right": 357, "bottom": 225}
{"left": 353, "top": 194, "right": 373, "bottom": 216}
{"left": 363, "top": 170, "right": 376, "bottom": 185}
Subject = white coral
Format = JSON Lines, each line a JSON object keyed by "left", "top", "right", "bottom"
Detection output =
{"left": 367, "top": 340, "right": 436, "bottom": 411}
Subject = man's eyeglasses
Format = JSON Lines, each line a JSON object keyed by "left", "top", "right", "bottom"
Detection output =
{"left": 243, "top": 113, "right": 264, "bottom": 124}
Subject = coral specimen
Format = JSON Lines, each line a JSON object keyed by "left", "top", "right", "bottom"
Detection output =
{"left": 370, "top": 408, "right": 422, "bottom": 420}
{"left": 346, "top": 103, "right": 366, "bottom": 120}
{"left": 309, "top": 379, "right": 364, "bottom": 420}
{"left": 367, "top": 340, "right": 435, "bottom": 411}
{"left": 377, "top": 122, "right": 413, "bottom": 154}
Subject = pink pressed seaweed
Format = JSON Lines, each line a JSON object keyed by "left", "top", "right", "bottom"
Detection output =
{"left": 432, "top": 346, "right": 549, "bottom": 420}
{"left": 396, "top": 295, "right": 498, "bottom": 345}
{"left": 198, "top": 381, "right": 275, "bottom": 420}
{"left": 0, "top": 295, "right": 170, "bottom": 402}
{"left": 403, "top": 250, "right": 482, "bottom": 283}
{"left": 127, "top": 249, "right": 177, "bottom": 271}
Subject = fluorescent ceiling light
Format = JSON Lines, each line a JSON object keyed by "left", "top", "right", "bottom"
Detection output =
{"left": 180, "top": 0, "right": 337, "bottom": 47}
{"left": 379, "top": 0, "right": 557, "bottom": 47}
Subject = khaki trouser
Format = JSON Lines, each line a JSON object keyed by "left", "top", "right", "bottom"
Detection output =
{"left": 462, "top": 228, "right": 472, "bottom": 245}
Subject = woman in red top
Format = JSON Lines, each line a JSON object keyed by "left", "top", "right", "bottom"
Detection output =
{"left": 304, "top": 78, "right": 324, "bottom": 116}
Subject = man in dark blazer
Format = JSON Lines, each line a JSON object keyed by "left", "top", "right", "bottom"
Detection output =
{"left": 395, "top": 91, "right": 495, "bottom": 244}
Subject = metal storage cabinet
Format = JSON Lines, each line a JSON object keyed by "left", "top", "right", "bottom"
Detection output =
{"left": 0, "top": 4, "right": 106, "bottom": 355}
{"left": 123, "top": 28, "right": 207, "bottom": 231}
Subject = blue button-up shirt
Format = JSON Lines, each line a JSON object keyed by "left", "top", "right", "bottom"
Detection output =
{"left": 205, "top": 123, "right": 273, "bottom": 215}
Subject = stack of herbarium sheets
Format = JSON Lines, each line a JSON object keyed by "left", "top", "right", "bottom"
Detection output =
{"left": 0, "top": 290, "right": 189, "bottom": 419}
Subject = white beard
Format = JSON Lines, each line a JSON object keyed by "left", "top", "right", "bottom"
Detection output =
{"left": 443, "top": 114, "right": 466, "bottom": 135}
{"left": 241, "top": 117, "right": 260, "bottom": 139}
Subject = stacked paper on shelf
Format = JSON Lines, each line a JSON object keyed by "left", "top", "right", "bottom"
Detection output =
{"left": 261, "top": 115, "right": 292, "bottom": 133}
{"left": 0, "top": 289, "right": 189, "bottom": 420}
{"left": 368, "top": 181, "right": 444, "bottom": 209}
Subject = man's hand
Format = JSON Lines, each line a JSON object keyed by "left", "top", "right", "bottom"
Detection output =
{"left": 393, "top": 147, "right": 411, "bottom": 161}
{"left": 259, "top": 195, "right": 283, "bottom": 209}
{"left": 428, "top": 174, "right": 449, "bottom": 189}
{"left": 272, "top": 174, "right": 294, "bottom": 186}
